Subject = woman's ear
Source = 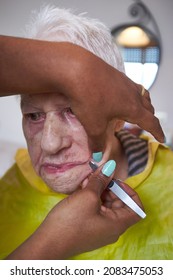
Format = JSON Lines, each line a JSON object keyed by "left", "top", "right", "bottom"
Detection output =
{"left": 114, "top": 119, "right": 125, "bottom": 132}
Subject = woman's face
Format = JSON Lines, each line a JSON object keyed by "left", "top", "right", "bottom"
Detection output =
{"left": 21, "top": 92, "right": 92, "bottom": 194}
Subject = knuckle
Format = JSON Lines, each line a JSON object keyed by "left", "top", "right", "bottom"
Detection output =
{"left": 130, "top": 101, "right": 140, "bottom": 117}
{"left": 85, "top": 188, "right": 98, "bottom": 203}
{"left": 92, "top": 173, "right": 108, "bottom": 190}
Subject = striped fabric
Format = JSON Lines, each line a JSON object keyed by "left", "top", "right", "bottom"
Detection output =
{"left": 116, "top": 129, "right": 148, "bottom": 177}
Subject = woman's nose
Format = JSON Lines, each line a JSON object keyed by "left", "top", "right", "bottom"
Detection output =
{"left": 41, "top": 113, "right": 72, "bottom": 154}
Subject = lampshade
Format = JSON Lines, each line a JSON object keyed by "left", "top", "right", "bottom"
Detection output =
{"left": 116, "top": 26, "right": 150, "bottom": 47}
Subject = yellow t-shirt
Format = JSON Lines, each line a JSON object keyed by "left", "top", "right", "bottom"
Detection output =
{"left": 0, "top": 136, "right": 173, "bottom": 259}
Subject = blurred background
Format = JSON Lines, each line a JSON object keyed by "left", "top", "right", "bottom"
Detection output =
{"left": 0, "top": 0, "right": 173, "bottom": 175}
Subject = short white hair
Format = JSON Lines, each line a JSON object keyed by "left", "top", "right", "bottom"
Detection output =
{"left": 25, "top": 5, "right": 124, "bottom": 72}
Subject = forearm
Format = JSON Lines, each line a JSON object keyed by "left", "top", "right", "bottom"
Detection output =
{"left": 6, "top": 218, "right": 74, "bottom": 260}
{"left": 0, "top": 35, "right": 82, "bottom": 96}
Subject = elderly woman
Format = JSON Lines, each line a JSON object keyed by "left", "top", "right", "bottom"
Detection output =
{"left": 0, "top": 6, "right": 172, "bottom": 260}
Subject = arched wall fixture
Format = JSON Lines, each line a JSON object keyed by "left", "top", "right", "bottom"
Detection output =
{"left": 111, "top": 0, "right": 162, "bottom": 90}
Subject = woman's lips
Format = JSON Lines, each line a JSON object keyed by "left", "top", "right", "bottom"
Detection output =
{"left": 41, "top": 162, "right": 84, "bottom": 174}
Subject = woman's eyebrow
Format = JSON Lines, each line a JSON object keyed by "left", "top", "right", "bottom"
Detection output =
{"left": 21, "top": 101, "right": 71, "bottom": 113}
{"left": 20, "top": 99, "right": 42, "bottom": 111}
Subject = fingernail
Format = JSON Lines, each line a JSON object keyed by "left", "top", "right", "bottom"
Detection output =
{"left": 102, "top": 160, "right": 116, "bottom": 177}
{"left": 92, "top": 152, "right": 103, "bottom": 162}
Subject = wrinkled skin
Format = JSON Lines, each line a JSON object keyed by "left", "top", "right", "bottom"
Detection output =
{"left": 22, "top": 93, "right": 92, "bottom": 194}
{"left": 21, "top": 92, "right": 126, "bottom": 194}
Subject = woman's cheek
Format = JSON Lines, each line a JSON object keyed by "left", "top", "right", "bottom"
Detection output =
{"left": 23, "top": 119, "right": 43, "bottom": 139}
{"left": 28, "top": 135, "right": 42, "bottom": 174}
{"left": 23, "top": 122, "right": 43, "bottom": 170}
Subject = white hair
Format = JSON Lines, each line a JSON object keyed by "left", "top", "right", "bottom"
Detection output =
{"left": 25, "top": 5, "right": 124, "bottom": 72}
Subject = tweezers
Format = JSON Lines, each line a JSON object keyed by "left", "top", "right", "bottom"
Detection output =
{"left": 89, "top": 160, "right": 146, "bottom": 219}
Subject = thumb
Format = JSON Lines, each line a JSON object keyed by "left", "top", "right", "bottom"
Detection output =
{"left": 86, "top": 160, "right": 116, "bottom": 196}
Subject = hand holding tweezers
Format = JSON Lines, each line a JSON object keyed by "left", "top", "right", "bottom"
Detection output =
{"left": 89, "top": 160, "right": 146, "bottom": 219}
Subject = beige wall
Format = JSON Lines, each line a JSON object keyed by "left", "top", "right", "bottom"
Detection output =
{"left": 0, "top": 0, "right": 173, "bottom": 145}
